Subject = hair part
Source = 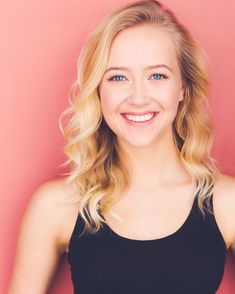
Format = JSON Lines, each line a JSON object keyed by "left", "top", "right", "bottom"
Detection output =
{"left": 58, "top": 0, "right": 219, "bottom": 234}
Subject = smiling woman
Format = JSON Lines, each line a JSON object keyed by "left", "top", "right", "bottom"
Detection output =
{"left": 8, "top": 1, "right": 235, "bottom": 294}
{"left": 98, "top": 25, "right": 184, "bottom": 148}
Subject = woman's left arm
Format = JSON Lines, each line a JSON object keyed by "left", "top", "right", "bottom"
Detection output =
{"left": 215, "top": 174, "right": 235, "bottom": 258}
{"left": 230, "top": 189, "right": 235, "bottom": 257}
{"left": 223, "top": 175, "right": 235, "bottom": 257}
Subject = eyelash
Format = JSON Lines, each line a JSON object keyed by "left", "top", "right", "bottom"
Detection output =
{"left": 107, "top": 73, "right": 168, "bottom": 82}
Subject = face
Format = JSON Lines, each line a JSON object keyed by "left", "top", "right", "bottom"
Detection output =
{"left": 98, "top": 25, "right": 184, "bottom": 149}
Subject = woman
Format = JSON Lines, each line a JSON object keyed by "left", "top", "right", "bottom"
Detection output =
{"left": 8, "top": 0, "right": 235, "bottom": 293}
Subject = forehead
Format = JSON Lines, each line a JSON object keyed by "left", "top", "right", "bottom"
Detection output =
{"left": 106, "top": 25, "right": 178, "bottom": 71}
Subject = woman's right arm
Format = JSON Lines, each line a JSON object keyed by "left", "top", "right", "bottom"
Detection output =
{"left": 8, "top": 180, "right": 67, "bottom": 294}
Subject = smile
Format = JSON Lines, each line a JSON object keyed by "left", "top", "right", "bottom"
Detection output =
{"left": 121, "top": 112, "right": 159, "bottom": 126}
{"left": 125, "top": 113, "right": 154, "bottom": 122}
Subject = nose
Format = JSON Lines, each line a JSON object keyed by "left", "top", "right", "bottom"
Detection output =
{"left": 127, "top": 79, "right": 150, "bottom": 105}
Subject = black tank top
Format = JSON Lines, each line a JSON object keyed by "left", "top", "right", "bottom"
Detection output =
{"left": 67, "top": 194, "right": 227, "bottom": 294}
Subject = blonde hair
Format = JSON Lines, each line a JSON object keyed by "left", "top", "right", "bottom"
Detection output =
{"left": 58, "top": 0, "right": 219, "bottom": 234}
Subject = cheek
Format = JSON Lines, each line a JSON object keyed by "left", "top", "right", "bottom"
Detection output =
{"left": 100, "top": 96, "right": 113, "bottom": 117}
{"left": 99, "top": 89, "right": 121, "bottom": 133}
{"left": 100, "top": 87, "right": 122, "bottom": 114}
{"left": 158, "top": 84, "right": 182, "bottom": 110}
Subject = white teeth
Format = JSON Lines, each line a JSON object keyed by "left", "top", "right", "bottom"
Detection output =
{"left": 124, "top": 113, "right": 154, "bottom": 122}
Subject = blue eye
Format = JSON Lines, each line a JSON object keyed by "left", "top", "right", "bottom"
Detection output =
{"left": 151, "top": 73, "right": 167, "bottom": 80}
{"left": 108, "top": 75, "right": 126, "bottom": 82}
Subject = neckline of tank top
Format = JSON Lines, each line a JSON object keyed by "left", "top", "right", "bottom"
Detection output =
{"left": 99, "top": 194, "right": 201, "bottom": 243}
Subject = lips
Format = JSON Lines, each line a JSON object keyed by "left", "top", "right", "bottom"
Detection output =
{"left": 120, "top": 111, "right": 159, "bottom": 126}
{"left": 121, "top": 111, "right": 158, "bottom": 115}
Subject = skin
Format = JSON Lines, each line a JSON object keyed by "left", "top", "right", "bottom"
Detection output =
{"left": 98, "top": 24, "right": 186, "bottom": 189}
{"left": 8, "top": 25, "right": 235, "bottom": 293}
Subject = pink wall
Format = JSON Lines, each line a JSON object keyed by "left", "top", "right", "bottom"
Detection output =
{"left": 1, "top": 0, "right": 235, "bottom": 293}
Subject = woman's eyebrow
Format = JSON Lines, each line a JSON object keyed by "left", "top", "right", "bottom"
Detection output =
{"left": 104, "top": 64, "right": 173, "bottom": 74}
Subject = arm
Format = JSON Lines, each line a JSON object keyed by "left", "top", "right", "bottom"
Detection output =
{"left": 8, "top": 180, "right": 66, "bottom": 294}
{"left": 230, "top": 192, "right": 235, "bottom": 258}
{"left": 215, "top": 174, "right": 235, "bottom": 257}
{"left": 223, "top": 176, "right": 235, "bottom": 257}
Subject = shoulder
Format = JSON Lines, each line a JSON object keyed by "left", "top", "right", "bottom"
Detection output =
{"left": 27, "top": 177, "right": 80, "bottom": 254}
{"left": 32, "top": 176, "right": 77, "bottom": 201}
{"left": 28, "top": 177, "right": 79, "bottom": 221}
{"left": 213, "top": 172, "right": 235, "bottom": 252}
{"left": 8, "top": 177, "right": 79, "bottom": 292}
{"left": 214, "top": 172, "right": 235, "bottom": 192}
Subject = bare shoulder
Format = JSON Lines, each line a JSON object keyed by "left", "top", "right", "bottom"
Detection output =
{"left": 32, "top": 176, "right": 78, "bottom": 203}
{"left": 8, "top": 177, "right": 80, "bottom": 293}
{"left": 213, "top": 172, "right": 235, "bottom": 252}
{"left": 29, "top": 177, "right": 80, "bottom": 253}
{"left": 214, "top": 172, "right": 235, "bottom": 191}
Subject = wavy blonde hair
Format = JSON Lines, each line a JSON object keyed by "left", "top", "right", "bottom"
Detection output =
{"left": 58, "top": 0, "right": 219, "bottom": 234}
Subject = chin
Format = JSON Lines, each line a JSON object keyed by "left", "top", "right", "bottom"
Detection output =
{"left": 119, "top": 136, "right": 158, "bottom": 148}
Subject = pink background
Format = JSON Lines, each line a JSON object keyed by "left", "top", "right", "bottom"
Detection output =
{"left": 1, "top": 0, "right": 235, "bottom": 293}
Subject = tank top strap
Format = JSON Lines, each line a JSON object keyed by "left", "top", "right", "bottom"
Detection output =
{"left": 192, "top": 192, "right": 227, "bottom": 250}
{"left": 68, "top": 209, "right": 88, "bottom": 245}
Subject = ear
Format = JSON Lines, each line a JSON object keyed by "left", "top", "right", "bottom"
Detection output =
{"left": 178, "top": 85, "right": 184, "bottom": 102}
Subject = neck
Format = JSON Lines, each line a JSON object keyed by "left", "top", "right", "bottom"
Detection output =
{"left": 118, "top": 127, "right": 193, "bottom": 189}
